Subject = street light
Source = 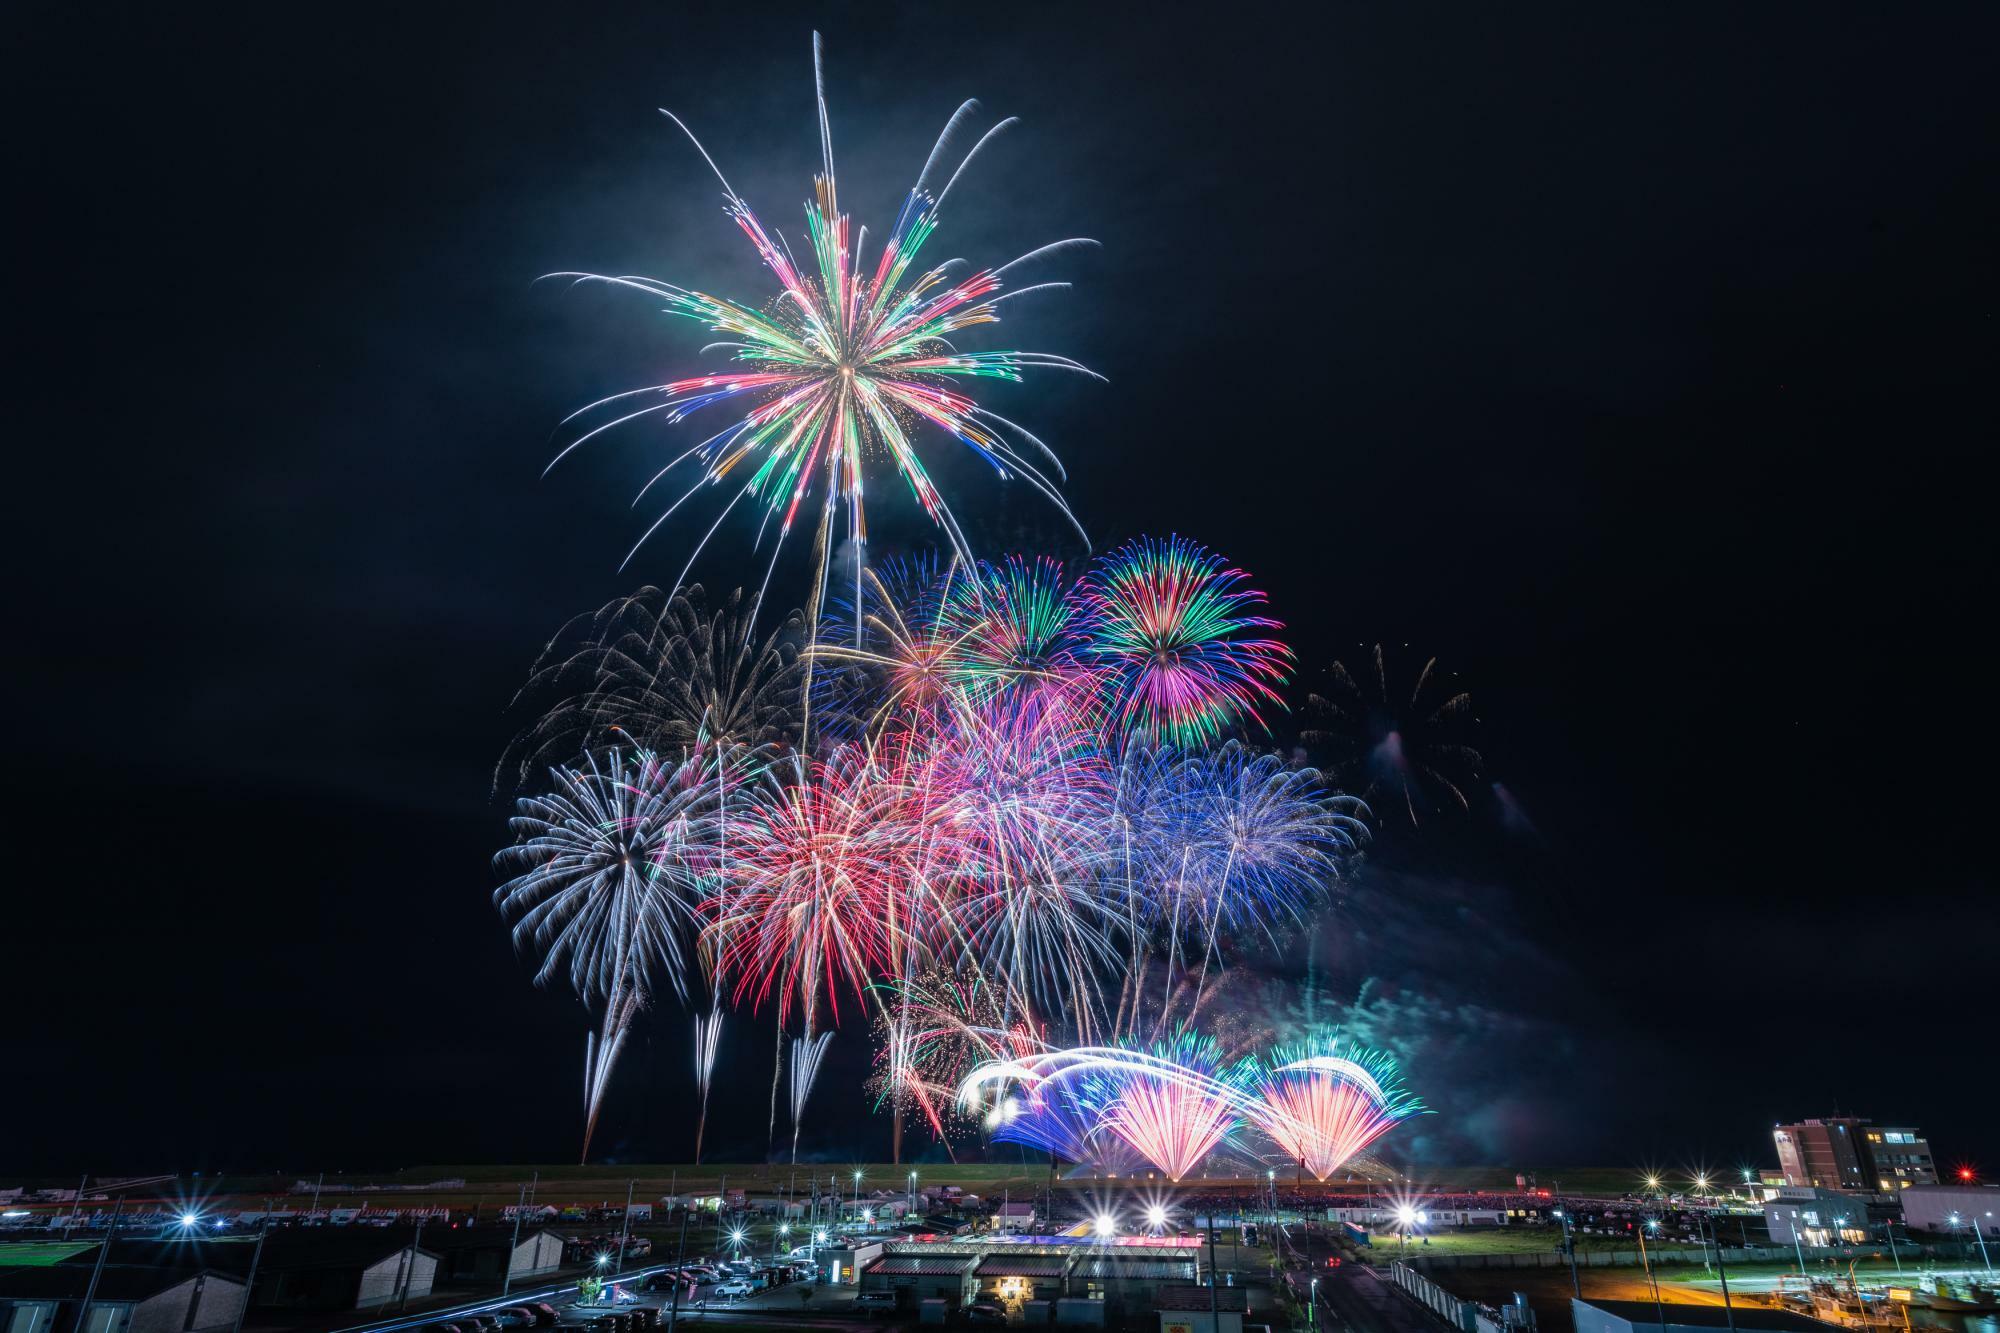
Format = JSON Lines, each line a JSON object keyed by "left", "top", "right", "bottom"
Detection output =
{"left": 1147, "top": 1205, "right": 1168, "bottom": 1232}
{"left": 1093, "top": 1213, "right": 1115, "bottom": 1239}
{"left": 179, "top": 1213, "right": 200, "bottom": 1229}
{"left": 1310, "top": 1276, "right": 1320, "bottom": 1328}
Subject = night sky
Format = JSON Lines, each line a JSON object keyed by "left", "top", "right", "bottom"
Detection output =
{"left": 13, "top": 2, "right": 1995, "bottom": 1177}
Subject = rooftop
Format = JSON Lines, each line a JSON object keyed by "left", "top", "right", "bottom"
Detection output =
{"left": 1157, "top": 1285, "right": 1247, "bottom": 1312}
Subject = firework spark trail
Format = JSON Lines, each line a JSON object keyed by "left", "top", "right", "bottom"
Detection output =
{"left": 544, "top": 35, "right": 1099, "bottom": 598}
{"left": 692, "top": 1006, "right": 724, "bottom": 1163}
{"left": 789, "top": 1030, "right": 836, "bottom": 1162}
{"left": 1080, "top": 536, "right": 1292, "bottom": 747}
{"left": 1249, "top": 1038, "right": 1425, "bottom": 1180}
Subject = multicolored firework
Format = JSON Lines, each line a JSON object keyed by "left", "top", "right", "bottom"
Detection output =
{"left": 1094, "top": 1033, "right": 1251, "bottom": 1181}
{"left": 1249, "top": 1035, "right": 1425, "bottom": 1180}
{"left": 1304, "top": 643, "right": 1482, "bottom": 827}
{"left": 788, "top": 1030, "right": 835, "bottom": 1162}
{"left": 704, "top": 745, "right": 917, "bottom": 1033}
{"left": 959, "top": 1035, "right": 1255, "bottom": 1180}
{"left": 1081, "top": 536, "right": 1292, "bottom": 746}
{"left": 960, "top": 1032, "right": 1422, "bottom": 1180}
{"left": 692, "top": 1005, "right": 723, "bottom": 1163}
{"left": 546, "top": 35, "right": 1099, "bottom": 603}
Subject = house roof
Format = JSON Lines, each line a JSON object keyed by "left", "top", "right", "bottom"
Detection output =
{"left": 66, "top": 1233, "right": 438, "bottom": 1275}
{"left": 865, "top": 1255, "right": 972, "bottom": 1277}
{"left": 1156, "top": 1285, "right": 1247, "bottom": 1312}
{"left": 974, "top": 1255, "right": 1068, "bottom": 1277}
{"left": 0, "top": 1266, "right": 235, "bottom": 1302}
{"left": 1071, "top": 1256, "right": 1198, "bottom": 1280}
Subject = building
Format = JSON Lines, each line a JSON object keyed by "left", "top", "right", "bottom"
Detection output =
{"left": 857, "top": 1252, "right": 974, "bottom": 1309}
{"left": 0, "top": 1265, "right": 246, "bottom": 1333}
{"left": 1774, "top": 1118, "right": 1936, "bottom": 1192}
{"left": 57, "top": 1234, "right": 438, "bottom": 1313}
{"left": 811, "top": 1241, "right": 881, "bottom": 1287}
{"left": 1154, "top": 1285, "right": 1245, "bottom": 1333}
{"left": 1896, "top": 1185, "right": 1999, "bottom": 1237}
{"left": 422, "top": 1228, "right": 565, "bottom": 1285}
{"left": 992, "top": 1203, "right": 1036, "bottom": 1234}
{"left": 1572, "top": 1299, "right": 1838, "bottom": 1333}
{"left": 1861, "top": 1127, "right": 1937, "bottom": 1190}
{"left": 1762, "top": 1189, "right": 1869, "bottom": 1246}
{"left": 858, "top": 1237, "right": 1203, "bottom": 1319}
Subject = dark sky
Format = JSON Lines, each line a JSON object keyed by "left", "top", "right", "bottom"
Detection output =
{"left": 11, "top": 1, "right": 1995, "bottom": 1178}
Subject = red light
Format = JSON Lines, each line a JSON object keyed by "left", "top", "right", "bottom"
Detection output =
{"left": 1961, "top": 1168, "right": 1975, "bottom": 1182}
{"left": 1328, "top": 1257, "right": 1341, "bottom": 1267}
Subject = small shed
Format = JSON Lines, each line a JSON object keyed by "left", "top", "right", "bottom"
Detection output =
{"left": 0, "top": 1265, "right": 246, "bottom": 1333}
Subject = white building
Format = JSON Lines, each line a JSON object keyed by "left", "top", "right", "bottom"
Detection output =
{"left": 1763, "top": 1189, "right": 1869, "bottom": 1246}
{"left": 1897, "top": 1184, "right": 1999, "bottom": 1237}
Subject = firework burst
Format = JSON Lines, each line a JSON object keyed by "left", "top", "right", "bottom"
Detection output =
{"left": 494, "top": 747, "right": 719, "bottom": 1159}
{"left": 546, "top": 35, "right": 1099, "bottom": 607}
{"left": 1304, "top": 644, "right": 1482, "bottom": 827}
{"left": 1081, "top": 536, "right": 1291, "bottom": 746}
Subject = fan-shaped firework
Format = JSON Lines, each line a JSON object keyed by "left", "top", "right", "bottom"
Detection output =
{"left": 545, "top": 35, "right": 1099, "bottom": 597}
{"left": 1249, "top": 1035, "right": 1424, "bottom": 1180}
{"left": 494, "top": 748, "right": 719, "bottom": 1159}
{"left": 959, "top": 1036, "right": 1255, "bottom": 1179}
{"left": 501, "top": 585, "right": 802, "bottom": 790}
{"left": 1081, "top": 537, "right": 1291, "bottom": 746}
{"left": 1304, "top": 644, "right": 1482, "bottom": 826}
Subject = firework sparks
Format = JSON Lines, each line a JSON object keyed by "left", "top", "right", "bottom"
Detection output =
{"left": 789, "top": 1030, "right": 836, "bottom": 1163}
{"left": 494, "top": 748, "right": 718, "bottom": 1159}
{"left": 1304, "top": 643, "right": 1482, "bottom": 827}
{"left": 692, "top": 1006, "right": 724, "bottom": 1164}
{"left": 1081, "top": 536, "right": 1291, "bottom": 746}
{"left": 1249, "top": 1035, "right": 1425, "bottom": 1180}
{"left": 545, "top": 34, "right": 1099, "bottom": 607}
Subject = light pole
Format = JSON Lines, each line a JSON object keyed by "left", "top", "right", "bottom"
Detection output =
{"left": 1638, "top": 1220, "right": 1667, "bottom": 1333}
{"left": 852, "top": 1170, "right": 863, "bottom": 1227}
{"left": 1981, "top": 1214, "right": 1996, "bottom": 1276}
{"left": 614, "top": 1179, "right": 635, "bottom": 1278}
{"left": 1705, "top": 1216, "right": 1738, "bottom": 1333}
{"left": 777, "top": 1223, "right": 790, "bottom": 1259}
{"left": 1552, "top": 1210, "right": 1580, "bottom": 1299}
{"left": 1883, "top": 1218, "right": 1903, "bottom": 1276}
{"left": 1788, "top": 1210, "right": 1807, "bottom": 1276}
{"left": 907, "top": 1171, "right": 917, "bottom": 1218}
{"left": 1310, "top": 1276, "right": 1320, "bottom": 1327}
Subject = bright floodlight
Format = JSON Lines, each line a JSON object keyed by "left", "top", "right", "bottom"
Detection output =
{"left": 779, "top": 1223, "right": 790, "bottom": 1235}
{"left": 179, "top": 1213, "right": 199, "bottom": 1228}
{"left": 1395, "top": 1205, "right": 1417, "bottom": 1227}
{"left": 1644, "top": 1175, "right": 1661, "bottom": 1190}
{"left": 862, "top": 1209, "right": 874, "bottom": 1223}
{"left": 595, "top": 1253, "right": 610, "bottom": 1267}
{"left": 1694, "top": 1174, "right": 1709, "bottom": 1191}
{"left": 815, "top": 1230, "right": 828, "bottom": 1244}
{"left": 1146, "top": 1205, "right": 1167, "bottom": 1228}
{"left": 730, "top": 1228, "right": 746, "bottom": 1244}
{"left": 1093, "top": 1214, "right": 1115, "bottom": 1238}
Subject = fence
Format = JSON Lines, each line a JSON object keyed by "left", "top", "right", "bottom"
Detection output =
{"left": 1405, "top": 1240, "right": 1984, "bottom": 1272}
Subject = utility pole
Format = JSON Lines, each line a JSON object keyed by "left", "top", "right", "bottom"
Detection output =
{"left": 1707, "top": 1217, "right": 1739, "bottom": 1333}
{"left": 1207, "top": 1210, "right": 1221, "bottom": 1331}
{"left": 1637, "top": 1223, "right": 1667, "bottom": 1333}
{"left": 75, "top": 1193, "right": 126, "bottom": 1333}
{"left": 398, "top": 1216, "right": 426, "bottom": 1312}
{"left": 503, "top": 1182, "right": 527, "bottom": 1297}
{"left": 614, "top": 1180, "right": 635, "bottom": 1278}
{"left": 716, "top": 1174, "right": 727, "bottom": 1255}
{"left": 665, "top": 1197, "right": 692, "bottom": 1333}
{"left": 231, "top": 1204, "right": 272, "bottom": 1333}
{"left": 63, "top": 1175, "right": 90, "bottom": 1242}
{"left": 1554, "top": 1210, "right": 1580, "bottom": 1299}
{"left": 310, "top": 1173, "right": 324, "bottom": 1223}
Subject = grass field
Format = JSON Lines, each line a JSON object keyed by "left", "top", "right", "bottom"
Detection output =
{"left": 0, "top": 1243, "right": 94, "bottom": 1266}
{"left": 1381, "top": 1228, "right": 1641, "bottom": 1257}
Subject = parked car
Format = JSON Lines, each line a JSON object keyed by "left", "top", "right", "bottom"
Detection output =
{"left": 966, "top": 1303, "right": 1006, "bottom": 1325}
{"left": 527, "top": 1303, "right": 560, "bottom": 1326}
{"left": 714, "top": 1281, "right": 753, "bottom": 1299}
{"left": 492, "top": 1308, "right": 536, "bottom": 1328}
{"left": 854, "top": 1291, "right": 898, "bottom": 1317}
